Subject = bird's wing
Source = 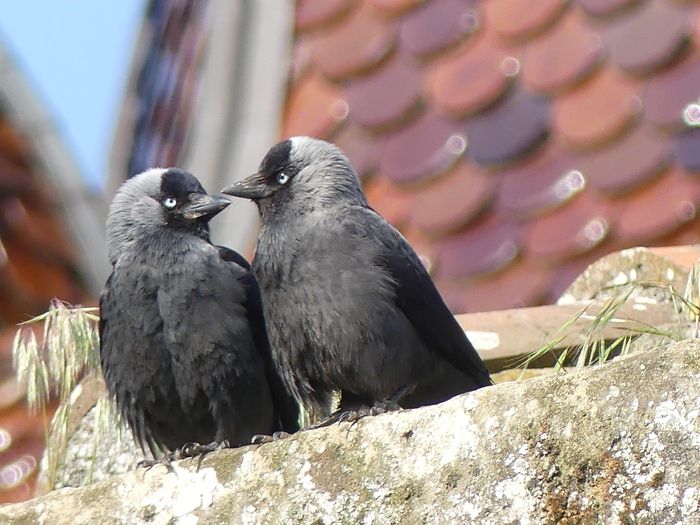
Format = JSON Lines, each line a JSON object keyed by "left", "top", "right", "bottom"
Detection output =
{"left": 217, "top": 247, "right": 301, "bottom": 433}
{"left": 346, "top": 207, "right": 492, "bottom": 387}
{"left": 99, "top": 272, "right": 162, "bottom": 456}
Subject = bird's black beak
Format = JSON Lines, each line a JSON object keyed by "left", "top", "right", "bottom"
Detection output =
{"left": 221, "top": 172, "right": 271, "bottom": 201}
{"left": 181, "top": 194, "right": 231, "bottom": 221}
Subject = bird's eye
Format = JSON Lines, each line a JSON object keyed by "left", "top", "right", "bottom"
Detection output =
{"left": 163, "top": 197, "right": 177, "bottom": 209}
{"left": 276, "top": 172, "right": 290, "bottom": 185}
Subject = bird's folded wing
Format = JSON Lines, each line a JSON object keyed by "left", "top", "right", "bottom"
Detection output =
{"left": 352, "top": 207, "right": 492, "bottom": 387}
{"left": 99, "top": 273, "right": 162, "bottom": 456}
{"left": 218, "top": 247, "right": 301, "bottom": 433}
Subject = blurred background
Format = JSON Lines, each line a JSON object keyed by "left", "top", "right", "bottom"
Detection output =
{"left": 0, "top": 0, "right": 699, "bottom": 503}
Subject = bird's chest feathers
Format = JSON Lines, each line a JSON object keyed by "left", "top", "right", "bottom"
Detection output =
{"left": 116, "top": 243, "right": 219, "bottom": 335}
{"left": 255, "top": 223, "right": 313, "bottom": 289}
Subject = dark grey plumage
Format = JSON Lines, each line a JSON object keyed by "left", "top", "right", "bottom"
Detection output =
{"left": 100, "top": 168, "right": 298, "bottom": 457}
{"left": 222, "top": 137, "right": 492, "bottom": 419}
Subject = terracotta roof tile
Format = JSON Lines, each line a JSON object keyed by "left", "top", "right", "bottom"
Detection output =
{"left": 379, "top": 109, "right": 466, "bottom": 184}
{"left": 0, "top": 394, "right": 52, "bottom": 503}
{"left": 0, "top": 111, "right": 87, "bottom": 504}
{"left": 1, "top": 197, "right": 77, "bottom": 264}
{"left": 467, "top": 88, "right": 550, "bottom": 165}
{"left": 644, "top": 50, "right": 700, "bottom": 130}
{"left": 283, "top": 71, "right": 348, "bottom": 138}
{"left": 0, "top": 279, "right": 36, "bottom": 323}
{"left": 603, "top": 0, "right": 691, "bottom": 74}
{"left": 615, "top": 168, "right": 700, "bottom": 243}
{"left": 290, "top": 39, "right": 313, "bottom": 83}
{"left": 364, "top": 175, "right": 414, "bottom": 228}
{"left": 0, "top": 404, "right": 44, "bottom": 444}
{"left": 0, "top": 156, "right": 30, "bottom": 193}
{"left": 0, "top": 120, "right": 31, "bottom": 166}
{"left": 0, "top": 116, "right": 85, "bottom": 330}
{"left": 496, "top": 142, "right": 584, "bottom": 218}
{"left": 521, "top": 10, "right": 604, "bottom": 93}
{"left": 344, "top": 50, "right": 421, "bottom": 130}
{"left": 675, "top": 128, "right": 700, "bottom": 172}
{"left": 485, "top": 0, "right": 568, "bottom": 42}
{"left": 438, "top": 214, "right": 521, "bottom": 279}
{"left": 399, "top": 0, "right": 480, "bottom": 58}
{"left": 370, "top": 0, "right": 423, "bottom": 17}
{"left": 281, "top": 0, "right": 700, "bottom": 314}
{"left": 576, "top": 0, "right": 639, "bottom": 18}
{"left": 332, "top": 123, "right": 385, "bottom": 180}
{"left": 427, "top": 34, "right": 512, "bottom": 117}
{"left": 3, "top": 240, "right": 79, "bottom": 307}
{"left": 296, "top": 0, "right": 355, "bottom": 33}
{"left": 547, "top": 240, "right": 624, "bottom": 300}
{"left": 552, "top": 67, "right": 641, "bottom": 148}
{"left": 658, "top": 222, "right": 700, "bottom": 247}
{"left": 409, "top": 161, "right": 496, "bottom": 235}
{"left": 308, "top": 2, "right": 396, "bottom": 80}
{"left": 525, "top": 192, "right": 612, "bottom": 260}
{"left": 433, "top": 275, "right": 471, "bottom": 313}
{"left": 460, "top": 259, "right": 552, "bottom": 312}
{"left": 580, "top": 124, "right": 672, "bottom": 194}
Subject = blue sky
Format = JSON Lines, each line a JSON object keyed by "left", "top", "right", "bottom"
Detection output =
{"left": 0, "top": 1, "right": 146, "bottom": 191}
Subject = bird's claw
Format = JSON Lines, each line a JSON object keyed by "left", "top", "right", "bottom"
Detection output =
{"left": 310, "top": 406, "right": 382, "bottom": 437}
{"left": 251, "top": 431, "right": 290, "bottom": 445}
{"left": 137, "top": 440, "right": 229, "bottom": 471}
{"left": 137, "top": 453, "right": 175, "bottom": 472}
{"left": 181, "top": 440, "right": 230, "bottom": 471}
{"left": 184, "top": 440, "right": 230, "bottom": 457}
{"left": 308, "top": 397, "right": 404, "bottom": 432}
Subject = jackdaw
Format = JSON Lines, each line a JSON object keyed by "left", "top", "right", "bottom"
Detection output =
{"left": 100, "top": 168, "right": 299, "bottom": 460}
{"left": 222, "top": 137, "right": 492, "bottom": 422}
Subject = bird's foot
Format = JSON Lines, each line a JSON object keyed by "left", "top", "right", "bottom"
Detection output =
{"left": 385, "top": 383, "right": 417, "bottom": 405}
{"left": 137, "top": 450, "right": 180, "bottom": 472}
{"left": 308, "top": 400, "right": 400, "bottom": 430}
{"left": 307, "top": 385, "right": 416, "bottom": 431}
{"left": 180, "top": 440, "right": 230, "bottom": 458}
{"left": 337, "top": 400, "right": 398, "bottom": 424}
{"left": 137, "top": 440, "right": 230, "bottom": 471}
{"left": 251, "top": 431, "right": 290, "bottom": 445}
{"left": 183, "top": 440, "right": 230, "bottom": 470}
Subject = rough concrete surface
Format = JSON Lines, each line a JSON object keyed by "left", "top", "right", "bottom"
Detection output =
{"left": 1, "top": 339, "right": 699, "bottom": 524}
{"left": 561, "top": 246, "right": 691, "bottom": 303}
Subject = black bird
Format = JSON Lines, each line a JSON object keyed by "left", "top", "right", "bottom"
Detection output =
{"left": 100, "top": 168, "right": 299, "bottom": 459}
{"left": 222, "top": 137, "right": 492, "bottom": 422}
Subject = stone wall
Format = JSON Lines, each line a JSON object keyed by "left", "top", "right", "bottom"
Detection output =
{"left": 2, "top": 340, "right": 699, "bottom": 524}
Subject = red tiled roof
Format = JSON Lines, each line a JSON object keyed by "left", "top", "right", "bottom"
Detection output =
{"left": 284, "top": 0, "right": 700, "bottom": 313}
{"left": 0, "top": 114, "right": 86, "bottom": 320}
{"left": 0, "top": 111, "right": 87, "bottom": 502}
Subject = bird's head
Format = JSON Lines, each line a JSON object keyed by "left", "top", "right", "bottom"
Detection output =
{"left": 106, "top": 168, "right": 230, "bottom": 263}
{"left": 221, "top": 137, "right": 367, "bottom": 221}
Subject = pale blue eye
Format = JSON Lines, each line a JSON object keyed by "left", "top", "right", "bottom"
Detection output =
{"left": 163, "top": 197, "right": 177, "bottom": 209}
{"left": 276, "top": 172, "right": 289, "bottom": 185}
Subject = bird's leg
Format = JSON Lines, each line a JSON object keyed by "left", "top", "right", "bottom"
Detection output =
{"left": 369, "top": 383, "right": 417, "bottom": 414}
{"left": 305, "top": 391, "right": 369, "bottom": 429}
{"left": 181, "top": 440, "right": 230, "bottom": 458}
{"left": 137, "top": 440, "right": 229, "bottom": 470}
{"left": 137, "top": 447, "right": 186, "bottom": 471}
{"left": 251, "top": 431, "right": 290, "bottom": 445}
{"left": 309, "top": 384, "right": 417, "bottom": 430}
{"left": 137, "top": 457, "right": 168, "bottom": 471}
{"left": 186, "top": 440, "right": 230, "bottom": 470}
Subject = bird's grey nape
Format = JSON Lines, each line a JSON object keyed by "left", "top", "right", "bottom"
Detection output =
{"left": 287, "top": 136, "right": 368, "bottom": 209}
{"left": 105, "top": 168, "right": 168, "bottom": 265}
